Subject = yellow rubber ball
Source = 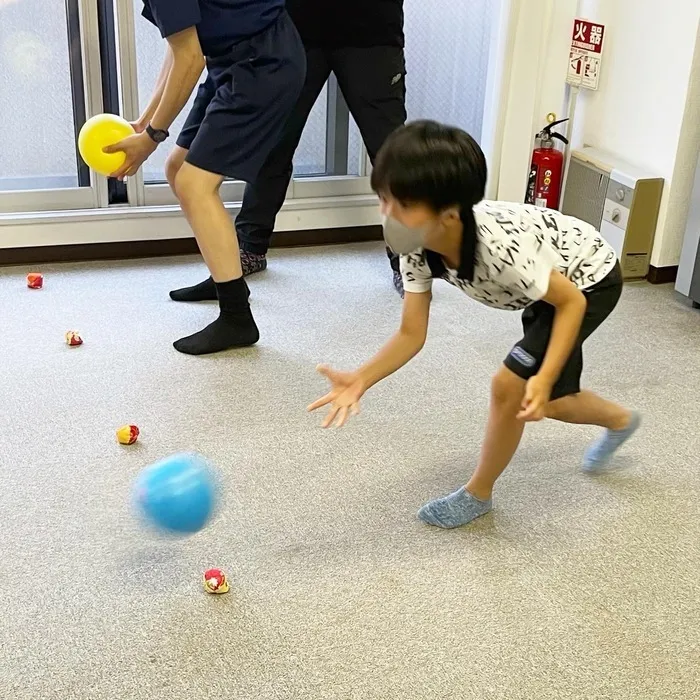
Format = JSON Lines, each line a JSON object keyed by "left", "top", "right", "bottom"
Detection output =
{"left": 78, "top": 114, "right": 135, "bottom": 177}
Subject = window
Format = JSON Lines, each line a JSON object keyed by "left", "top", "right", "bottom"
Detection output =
{"left": 0, "top": 0, "right": 82, "bottom": 191}
{"left": 0, "top": 0, "right": 104, "bottom": 214}
{"left": 0, "top": 0, "right": 500, "bottom": 219}
{"left": 347, "top": 118, "right": 363, "bottom": 177}
{"left": 332, "top": 0, "right": 498, "bottom": 180}
{"left": 405, "top": 0, "right": 497, "bottom": 141}
{"left": 132, "top": 0, "right": 332, "bottom": 183}
{"left": 294, "top": 86, "right": 328, "bottom": 176}
{"left": 130, "top": 2, "right": 342, "bottom": 203}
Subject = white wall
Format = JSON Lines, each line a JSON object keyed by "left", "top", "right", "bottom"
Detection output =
{"left": 572, "top": 1, "right": 700, "bottom": 268}
{"left": 664, "top": 20, "right": 700, "bottom": 270}
{"left": 485, "top": 0, "right": 580, "bottom": 202}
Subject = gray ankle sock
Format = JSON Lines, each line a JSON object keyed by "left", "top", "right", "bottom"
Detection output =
{"left": 583, "top": 411, "right": 641, "bottom": 472}
{"left": 418, "top": 487, "right": 493, "bottom": 529}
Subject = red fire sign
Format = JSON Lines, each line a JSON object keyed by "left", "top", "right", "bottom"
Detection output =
{"left": 571, "top": 20, "right": 605, "bottom": 54}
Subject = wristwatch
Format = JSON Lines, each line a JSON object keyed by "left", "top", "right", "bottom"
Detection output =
{"left": 146, "top": 123, "right": 169, "bottom": 143}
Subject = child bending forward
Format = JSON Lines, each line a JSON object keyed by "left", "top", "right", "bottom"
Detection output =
{"left": 309, "top": 121, "right": 640, "bottom": 529}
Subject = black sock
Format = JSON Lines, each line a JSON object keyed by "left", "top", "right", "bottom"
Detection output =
{"left": 170, "top": 276, "right": 217, "bottom": 302}
{"left": 173, "top": 277, "right": 259, "bottom": 355}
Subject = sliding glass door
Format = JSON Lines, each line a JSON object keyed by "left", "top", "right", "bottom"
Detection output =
{"left": 0, "top": 0, "right": 106, "bottom": 212}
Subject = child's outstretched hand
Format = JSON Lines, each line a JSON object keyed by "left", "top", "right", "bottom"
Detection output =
{"left": 307, "top": 365, "right": 365, "bottom": 428}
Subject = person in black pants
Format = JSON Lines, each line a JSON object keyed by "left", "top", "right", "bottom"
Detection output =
{"left": 171, "top": 0, "right": 407, "bottom": 302}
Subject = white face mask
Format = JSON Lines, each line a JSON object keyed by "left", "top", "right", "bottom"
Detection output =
{"left": 382, "top": 215, "right": 429, "bottom": 255}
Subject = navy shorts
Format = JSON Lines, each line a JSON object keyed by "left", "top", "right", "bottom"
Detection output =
{"left": 503, "top": 262, "right": 623, "bottom": 400}
{"left": 179, "top": 11, "right": 306, "bottom": 183}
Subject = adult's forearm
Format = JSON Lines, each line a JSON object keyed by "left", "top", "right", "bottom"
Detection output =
{"left": 136, "top": 48, "right": 173, "bottom": 129}
{"left": 150, "top": 51, "right": 205, "bottom": 132}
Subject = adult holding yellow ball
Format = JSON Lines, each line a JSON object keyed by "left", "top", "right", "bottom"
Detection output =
{"left": 78, "top": 114, "right": 135, "bottom": 177}
{"left": 87, "top": 0, "right": 305, "bottom": 356}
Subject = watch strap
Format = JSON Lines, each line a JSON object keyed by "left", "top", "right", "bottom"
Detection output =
{"left": 146, "top": 124, "right": 169, "bottom": 143}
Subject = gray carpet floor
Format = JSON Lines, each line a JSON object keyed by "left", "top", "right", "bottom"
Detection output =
{"left": 1, "top": 243, "right": 699, "bottom": 700}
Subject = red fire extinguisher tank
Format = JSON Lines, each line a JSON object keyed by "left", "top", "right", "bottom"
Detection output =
{"left": 525, "top": 118, "right": 569, "bottom": 210}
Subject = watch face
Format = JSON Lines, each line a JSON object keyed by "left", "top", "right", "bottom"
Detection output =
{"left": 148, "top": 126, "right": 168, "bottom": 143}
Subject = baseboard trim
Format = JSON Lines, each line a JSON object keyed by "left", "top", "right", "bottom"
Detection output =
{"left": 0, "top": 226, "right": 383, "bottom": 266}
{"left": 647, "top": 265, "right": 679, "bottom": 284}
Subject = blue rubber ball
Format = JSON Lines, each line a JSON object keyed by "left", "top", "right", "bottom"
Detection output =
{"left": 134, "top": 453, "right": 217, "bottom": 534}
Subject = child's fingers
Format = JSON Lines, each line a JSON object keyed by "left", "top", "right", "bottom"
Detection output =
{"left": 350, "top": 403, "right": 360, "bottom": 417}
{"left": 334, "top": 406, "right": 349, "bottom": 428}
{"left": 321, "top": 405, "right": 340, "bottom": 429}
{"left": 316, "top": 364, "right": 339, "bottom": 381}
{"left": 110, "top": 162, "right": 131, "bottom": 180}
{"left": 317, "top": 364, "right": 353, "bottom": 386}
{"left": 518, "top": 401, "right": 542, "bottom": 422}
{"left": 517, "top": 398, "right": 534, "bottom": 419}
{"left": 307, "top": 393, "right": 334, "bottom": 412}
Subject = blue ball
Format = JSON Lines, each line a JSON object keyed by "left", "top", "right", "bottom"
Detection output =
{"left": 134, "top": 453, "right": 218, "bottom": 534}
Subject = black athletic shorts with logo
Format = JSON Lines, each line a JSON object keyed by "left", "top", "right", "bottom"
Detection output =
{"left": 178, "top": 11, "right": 305, "bottom": 184}
{"left": 503, "top": 262, "right": 623, "bottom": 400}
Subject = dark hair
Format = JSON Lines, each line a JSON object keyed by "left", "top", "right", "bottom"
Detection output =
{"left": 371, "top": 120, "right": 487, "bottom": 282}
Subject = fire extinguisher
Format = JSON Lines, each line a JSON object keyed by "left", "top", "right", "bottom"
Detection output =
{"left": 525, "top": 117, "right": 569, "bottom": 210}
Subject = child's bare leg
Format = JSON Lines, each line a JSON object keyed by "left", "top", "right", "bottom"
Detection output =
{"left": 466, "top": 367, "right": 527, "bottom": 499}
{"left": 546, "top": 390, "right": 630, "bottom": 429}
{"left": 419, "top": 367, "right": 526, "bottom": 529}
{"left": 547, "top": 390, "right": 640, "bottom": 472}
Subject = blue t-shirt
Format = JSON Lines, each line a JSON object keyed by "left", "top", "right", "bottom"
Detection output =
{"left": 142, "top": 0, "right": 284, "bottom": 57}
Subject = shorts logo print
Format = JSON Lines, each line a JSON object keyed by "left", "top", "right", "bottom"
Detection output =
{"left": 391, "top": 73, "right": 403, "bottom": 85}
{"left": 509, "top": 346, "right": 537, "bottom": 368}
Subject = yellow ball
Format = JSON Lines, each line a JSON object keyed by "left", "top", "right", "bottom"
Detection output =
{"left": 78, "top": 114, "right": 135, "bottom": 177}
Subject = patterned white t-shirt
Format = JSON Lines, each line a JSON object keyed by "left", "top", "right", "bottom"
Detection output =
{"left": 401, "top": 201, "right": 618, "bottom": 310}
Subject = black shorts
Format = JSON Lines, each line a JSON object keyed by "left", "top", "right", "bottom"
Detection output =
{"left": 503, "top": 262, "right": 623, "bottom": 400}
{"left": 178, "top": 11, "right": 306, "bottom": 183}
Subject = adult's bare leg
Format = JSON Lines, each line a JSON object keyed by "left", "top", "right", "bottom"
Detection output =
{"left": 165, "top": 147, "right": 219, "bottom": 302}
{"left": 172, "top": 162, "right": 258, "bottom": 355}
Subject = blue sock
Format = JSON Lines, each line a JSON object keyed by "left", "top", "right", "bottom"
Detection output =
{"left": 418, "top": 487, "right": 493, "bottom": 529}
{"left": 583, "top": 411, "right": 641, "bottom": 473}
